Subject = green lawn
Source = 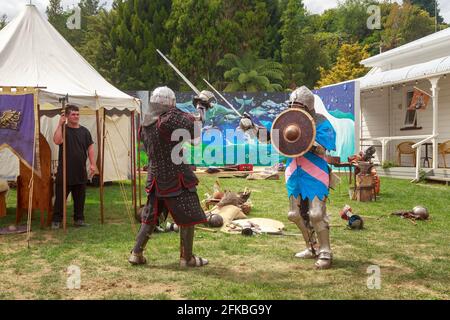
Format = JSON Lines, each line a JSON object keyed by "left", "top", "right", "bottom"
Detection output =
{"left": 0, "top": 174, "right": 449, "bottom": 300}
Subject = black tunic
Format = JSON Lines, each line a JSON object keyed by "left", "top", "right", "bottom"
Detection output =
{"left": 56, "top": 126, "right": 93, "bottom": 186}
{"left": 140, "top": 108, "right": 206, "bottom": 226}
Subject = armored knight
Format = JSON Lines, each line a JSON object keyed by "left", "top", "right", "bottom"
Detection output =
{"left": 240, "top": 86, "right": 336, "bottom": 269}
{"left": 128, "top": 87, "right": 215, "bottom": 267}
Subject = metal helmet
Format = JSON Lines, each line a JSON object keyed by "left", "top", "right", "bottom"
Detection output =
{"left": 193, "top": 90, "right": 216, "bottom": 108}
{"left": 143, "top": 86, "right": 176, "bottom": 127}
{"left": 289, "top": 86, "right": 315, "bottom": 113}
{"left": 150, "top": 86, "right": 176, "bottom": 107}
{"left": 411, "top": 206, "right": 429, "bottom": 220}
{"left": 348, "top": 214, "right": 364, "bottom": 229}
{"left": 207, "top": 213, "right": 224, "bottom": 228}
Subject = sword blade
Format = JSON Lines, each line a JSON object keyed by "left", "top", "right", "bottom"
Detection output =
{"left": 203, "top": 78, "right": 242, "bottom": 118}
{"left": 156, "top": 49, "right": 200, "bottom": 95}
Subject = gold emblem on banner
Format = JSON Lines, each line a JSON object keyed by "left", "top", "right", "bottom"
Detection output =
{"left": 0, "top": 110, "right": 22, "bottom": 130}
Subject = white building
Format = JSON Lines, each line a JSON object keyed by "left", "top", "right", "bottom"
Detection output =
{"left": 356, "top": 27, "right": 450, "bottom": 181}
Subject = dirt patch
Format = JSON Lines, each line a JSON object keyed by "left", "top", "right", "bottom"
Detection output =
{"left": 68, "top": 278, "right": 184, "bottom": 300}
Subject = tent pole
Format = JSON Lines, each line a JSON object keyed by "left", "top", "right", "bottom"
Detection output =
{"left": 137, "top": 114, "right": 142, "bottom": 208}
{"left": 62, "top": 101, "right": 67, "bottom": 233}
{"left": 96, "top": 109, "right": 104, "bottom": 224}
{"left": 131, "top": 111, "right": 137, "bottom": 218}
{"left": 100, "top": 109, "right": 106, "bottom": 224}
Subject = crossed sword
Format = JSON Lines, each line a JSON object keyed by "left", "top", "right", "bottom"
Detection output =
{"left": 156, "top": 49, "right": 242, "bottom": 118}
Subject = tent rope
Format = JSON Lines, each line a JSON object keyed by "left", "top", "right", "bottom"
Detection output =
{"left": 26, "top": 127, "right": 37, "bottom": 248}
{"left": 105, "top": 130, "right": 137, "bottom": 235}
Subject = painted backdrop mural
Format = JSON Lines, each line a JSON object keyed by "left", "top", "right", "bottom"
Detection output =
{"left": 134, "top": 82, "right": 356, "bottom": 167}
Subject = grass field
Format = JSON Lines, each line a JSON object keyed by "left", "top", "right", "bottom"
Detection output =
{"left": 0, "top": 174, "right": 449, "bottom": 300}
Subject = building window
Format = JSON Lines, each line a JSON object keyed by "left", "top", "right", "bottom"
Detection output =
{"left": 401, "top": 91, "right": 422, "bottom": 130}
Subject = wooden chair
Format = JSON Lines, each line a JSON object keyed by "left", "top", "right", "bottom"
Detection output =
{"left": 16, "top": 134, "right": 53, "bottom": 228}
{"left": 397, "top": 141, "right": 416, "bottom": 167}
{"left": 438, "top": 140, "right": 450, "bottom": 168}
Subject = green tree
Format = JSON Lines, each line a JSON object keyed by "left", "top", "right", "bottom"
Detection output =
{"left": 217, "top": 52, "right": 284, "bottom": 92}
{"left": 317, "top": 43, "right": 370, "bottom": 88}
{"left": 411, "top": 0, "right": 444, "bottom": 24}
{"left": 381, "top": 1, "right": 435, "bottom": 51}
{"left": 100, "top": 0, "right": 173, "bottom": 90}
{"left": 79, "top": 9, "right": 117, "bottom": 84}
{"left": 165, "top": 0, "right": 224, "bottom": 90}
{"left": 220, "top": 0, "right": 271, "bottom": 56}
{"left": 279, "top": 0, "right": 326, "bottom": 89}
{"left": 279, "top": 0, "right": 307, "bottom": 89}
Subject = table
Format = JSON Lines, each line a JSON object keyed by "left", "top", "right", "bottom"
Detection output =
{"left": 333, "top": 162, "right": 354, "bottom": 185}
{"left": 422, "top": 142, "right": 432, "bottom": 168}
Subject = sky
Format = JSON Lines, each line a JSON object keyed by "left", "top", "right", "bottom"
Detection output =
{"left": 1, "top": 0, "right": 449, "bottom": 23}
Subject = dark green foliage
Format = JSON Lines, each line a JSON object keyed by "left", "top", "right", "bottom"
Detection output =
{"left": 40, "top": 0, "right": 448, "bottom": 91}
{"left": 411, "top": 0, "right": 444, "bottom": 24}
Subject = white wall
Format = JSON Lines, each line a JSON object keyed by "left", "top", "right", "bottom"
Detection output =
{"left": 360, "top": 90, "right": 390, "bottom": 164}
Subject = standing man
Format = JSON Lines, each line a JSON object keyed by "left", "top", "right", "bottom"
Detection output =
{"left": 52, "top": 104, "right": 97, "bottom": 229}
{"left": 128, "top": 87, "right": 215, "bottom": 267}
{"left": 240, "top": 86, "right": 336, "bottom": 269}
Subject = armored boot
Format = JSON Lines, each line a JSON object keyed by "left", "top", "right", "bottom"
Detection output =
{"left": 179, "top": 226, "right": 208, "bottom": 268}
{"left": 309, "top": 197, "right": 333, "bottom": 270}
{"left": 288, "top": 196, "right": 317, "bottom": 259}
{"left": 314, "top": 228, "right": 333, "bottom": 270}
{"left": 128, "top": 223, "right": 155, "bottom": 265}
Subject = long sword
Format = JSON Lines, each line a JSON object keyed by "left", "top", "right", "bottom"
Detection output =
{"left": 156, "top": 49, "right": 200, "bottom": 95}
{"left": 202, "top": 78, "right": 242, "bottom": 118}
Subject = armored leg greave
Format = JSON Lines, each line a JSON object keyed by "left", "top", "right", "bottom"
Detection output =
{"left": 308, "top": 197, "right": 332, "bottom": 269}
{"left": 179, "top": 226, "right": 209, "bottom": 267}
{"left": 288, "top": 196, "right": 317, "bottom": 258}
{"left": 180, "top": 226, "right": 195, "bottom": 262}
{"left": 129, "top": 223, "right": 155, "bottom": 265}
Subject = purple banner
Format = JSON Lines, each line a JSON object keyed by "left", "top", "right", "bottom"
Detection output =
{"left": 0, "top": 94, "right": 36, "bottom": 170}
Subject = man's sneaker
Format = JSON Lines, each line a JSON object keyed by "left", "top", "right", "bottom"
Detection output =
{"left": 51, "top": 222, "right": 61, "bottom": 230}
{"left": 74, "top": 220, "right": 89, "bottom": 228}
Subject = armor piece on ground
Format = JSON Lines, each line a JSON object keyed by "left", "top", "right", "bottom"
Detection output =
{"left": 143, "top": 86, "right": 176, "bottom": 127}
{"left": 392, "top": 206, "right": 429, "bottom": 221}
{"left": 217, "top": 191, "right": 246, "bottom": 207}
{"left": 271, "top": 108, "right": 316, "bottom": 158}
{"left": 348, "top": 215, "right": 364, "bottom": 229}
{"left": 339, "top": 204, "right": 364, "bottom": 229}
{"left": 207, "top": 213, "right": 224, "bottom": 228}
{"left": 412, "top": 206, "right": 429, "bottom": 220}
{"left": 128, "top": 223, "right": 156, "bottom": 265}
{"left": 179, "top": 226, "right": 208, "bottom": 267}
{"left": 289, "top": 86, "right": 315, "bottom": 113}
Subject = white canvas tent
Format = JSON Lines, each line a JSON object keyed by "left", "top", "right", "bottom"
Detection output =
{"left": 0, "top": 4, "right": 140, "bottom": 183}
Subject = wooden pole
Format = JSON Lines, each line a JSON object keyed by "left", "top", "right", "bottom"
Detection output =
{"left": 96, "top": 109, "right": 104, "bottom": 224}
{"left": 131, "top": 111, "right": 137, "bottom": 218}
{"left": 137, "top": 115, "right": 142, "bottom": 208}
{"left": 100, "top": 109, "right": 106, "bottom": 224}
{"left": 62, "top": 102, "right": 67, "bottom": 233}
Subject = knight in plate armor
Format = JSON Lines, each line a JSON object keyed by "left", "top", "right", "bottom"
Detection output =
{"left": 240, "top": 86, "right": 337, "bottom": 269}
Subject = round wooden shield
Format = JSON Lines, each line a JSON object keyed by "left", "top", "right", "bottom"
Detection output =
{"left": 270, "top": 108, "right": 316, "bottom": 158}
